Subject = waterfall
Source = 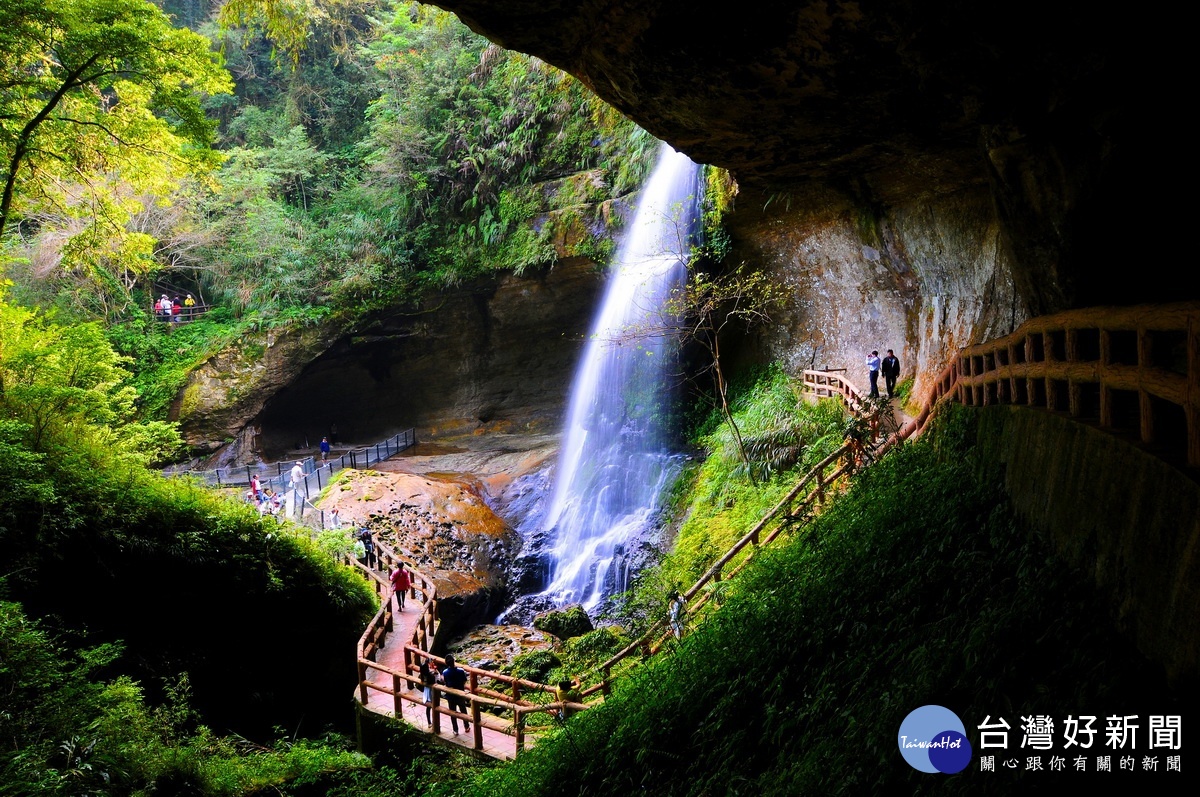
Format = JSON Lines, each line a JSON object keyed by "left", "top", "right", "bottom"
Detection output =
{"left": 541, "top": 143, "right": 701, "bottom": 611}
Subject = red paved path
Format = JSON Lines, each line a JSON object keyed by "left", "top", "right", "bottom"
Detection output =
{"left": 359, "top": 590, "right": 535, "bottom": 761}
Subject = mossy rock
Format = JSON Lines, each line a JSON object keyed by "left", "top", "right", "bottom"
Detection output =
{"left": 506, "top": 649, "right": 562, "bottom": 683}
{"left": 532, "top": 604, "right": 594, "bottom": 641}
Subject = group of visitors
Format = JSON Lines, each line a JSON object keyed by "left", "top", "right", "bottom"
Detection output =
{"left": 865, "top": 348, "right": 902, "bottom": 399}
{"left": 245, "top": 473, "right": 284, "bottom": 515}
{"left": 155, "top": 293, "right": 197, "bottom": 323}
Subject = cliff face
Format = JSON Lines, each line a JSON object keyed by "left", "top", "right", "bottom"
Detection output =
{"left": 174, "top": 323, "right": 343, "bottom": 454}
{"left": 727, "top": 183, "right": 1022, "bottom": 397}
{"left": 251, "top": 258, "right": 602, "bottom": 458}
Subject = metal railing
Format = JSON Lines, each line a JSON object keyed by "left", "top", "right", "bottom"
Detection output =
{"left": 167, "top": 429, "right": 417, "bottom": 529}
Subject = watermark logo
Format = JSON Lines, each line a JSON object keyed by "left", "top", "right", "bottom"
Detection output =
{"left": 898, "top": 705, "right": 972, "bottom": 774}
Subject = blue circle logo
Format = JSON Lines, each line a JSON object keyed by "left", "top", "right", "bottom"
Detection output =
{"left": 897, "top": 705, "right": 972, "bottom": 774}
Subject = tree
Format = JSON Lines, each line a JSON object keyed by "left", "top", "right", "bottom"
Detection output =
{"left": 670, "top": 261, "right": 784, "bottom": 462}
{"left": 0, "top": 283, "right": 181, "bottom": 461}
{"left": 0, "top": 0, "right": 232, "bottom": 245}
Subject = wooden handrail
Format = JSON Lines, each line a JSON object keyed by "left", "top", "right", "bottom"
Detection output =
{"left": 918, "top": 301, "right": 1200, "bottom": 465}
{"left": 353, "top": 301, "right": 1200, "bottom": 758}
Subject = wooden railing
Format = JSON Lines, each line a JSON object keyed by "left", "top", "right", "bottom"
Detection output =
{"left": 352, "top": 301, "right": 1200, "bottom": 759}
{"left": 351, "top": 369, "right": 884, "bottom": 758}
{"left": 928, "top": 301, "right": 1200, "bottom": 466}
{"left": 352, "top": 540, "right": 579, "bottom": 757}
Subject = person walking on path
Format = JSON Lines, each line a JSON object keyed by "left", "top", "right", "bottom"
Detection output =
{"left": 290, "top": 460, "right": 305, "bottom": 489}
{"left": 391, "top": 562, "right": 412, "bottom": 611}
{"left": 668, "top": 591, "right": 686, "bottom": 640}
{"left": 440, "top": 654, "right": 470, "bottom": 735}
{"left": 183, "top": 293, "right": 196, "bottom": 318}
{"left": 359, "top": 528, "right": 377, "bottom": 569}
{"left": 319, "top": 436, "right": 331, "bottom": 461}
{"left": 881, "top": 349, "right": 901, "bottom": 398}
{"left": 865, "top": 350, "right": 881, "bottom": 398}
{"left": 250, "top": 473, "right": 262, "bottom": 503}
{"left": 419, "top": 658, "right": 439, "bottom": 726}
{"left": 353, "top": 535, "right": 367, "bottom": 565}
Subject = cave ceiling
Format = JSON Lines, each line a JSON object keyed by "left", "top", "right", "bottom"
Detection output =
{"left": 431, "top": 1, "right": 1188, "bottom": 307}
{"left": 429, "top": 1, "right": 1146, "bottom": 190}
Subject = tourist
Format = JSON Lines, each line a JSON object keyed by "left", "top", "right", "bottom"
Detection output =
{"left": 881, "top": 349, "right": 901, "bottom": 399}
{"left": 353, "top": 535, "right": 367, "bottom": 565}
{"left": 320, "top": 436, "right": 331, "bottom": 461}
{"left": 440, "top": 654, "right": 470, "bottom": 735}
{"left": 289, "top": 460, "right": 305, "bottom": 491}
{"left": 555, "top": 676, "right": 583, "bottom": 721}
{"left": 360, "top": 528, "right": 376, "bottom": 568}
{"left": 419, "top": 658, "right": 439, "bottom": 726}
{"left": 668, "top": 590, "right": 685, "bottom": 640}
{"left": 250, "top": 473, "right": 262, "bottom": 503}
{"left": 183, "top": 293, "right": 196, "bottom": 318}
{"left": 390, "top": 562, "right": 412, "bottom": 611}
{"left": 866, "top": 350, "right": 881, "bottom": 398}
{"left": 171, "top": 297, "right": 182, "bottom": 324}
{"left": 330, "top": 507, "right": 341, "bottom": 528}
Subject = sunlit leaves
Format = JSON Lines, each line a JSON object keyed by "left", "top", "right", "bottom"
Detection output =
{"left": 0, "top": 286, "right": 182, "bottom": 461}
{"left": 0, "top": 0, "right": 232, "bottom": 307}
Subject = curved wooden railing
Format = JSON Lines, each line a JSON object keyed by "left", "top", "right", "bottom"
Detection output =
{"left": 925, "top": 301, "right": 1200, "bottom": 466}
{"left": 352, "top": 301, "right": 1200, "bottom": 759}
{"left": 351, "top": 539, "right": 579, "bottom": 756}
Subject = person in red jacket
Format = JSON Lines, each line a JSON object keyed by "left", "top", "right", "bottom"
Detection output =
{"left": 390, "top": 563, "right": 412, "bottom": 611}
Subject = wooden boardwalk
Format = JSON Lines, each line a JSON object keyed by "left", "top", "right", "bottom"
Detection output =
{"left": 360, "top": 589, "right": 533, "bottom": 760}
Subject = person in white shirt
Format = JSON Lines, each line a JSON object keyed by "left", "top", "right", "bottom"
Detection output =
{"left": 865, "top": 350, "right": 881, "bottom": 398}
{"left": 290, "top": 460, "right": 305, "bottom": 489}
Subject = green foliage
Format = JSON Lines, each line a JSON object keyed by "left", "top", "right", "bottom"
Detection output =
{"left": 452, "top": 406, "right": 1179, "bottom": 796}
{"left": 0, "top": 291, "right": 375, "bottom": 740}
{"left": 663, "top": 366, "right": 845, "bottom": 588}
{"left": 104, "top": 309, "right": 242, "bottom": 421}
{"left": 193, "top": 2, "right": 654, "bottom": 320}
{"left": 0, "top": 604, "right": 383, "bottom": 796}
{"left": 0, "top": 0, "right": 233, "bottom": 302}
{"left": 0, "top": 288, "right": 185, "bottom": 461}
{"left": 506, "top": 650, "right": 562, "bottom": 684}
{"left": 694, "top": 165, "right": 738, "bottom": 265}
{"left": 316, "top": 527, "right": 357, "bottom": 559}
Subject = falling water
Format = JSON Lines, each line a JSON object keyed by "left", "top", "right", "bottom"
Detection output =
{"left": 540, "top": 143, "right": 701, "bottom": 611}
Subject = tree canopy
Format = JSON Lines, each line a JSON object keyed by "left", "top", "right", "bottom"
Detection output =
{"left": 0, "top": 0, "right": 232, "bottom": 291}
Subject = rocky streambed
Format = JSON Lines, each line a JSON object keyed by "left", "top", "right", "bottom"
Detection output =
{"left": 314, "top": 432, "right": 584, "bottom": 669}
